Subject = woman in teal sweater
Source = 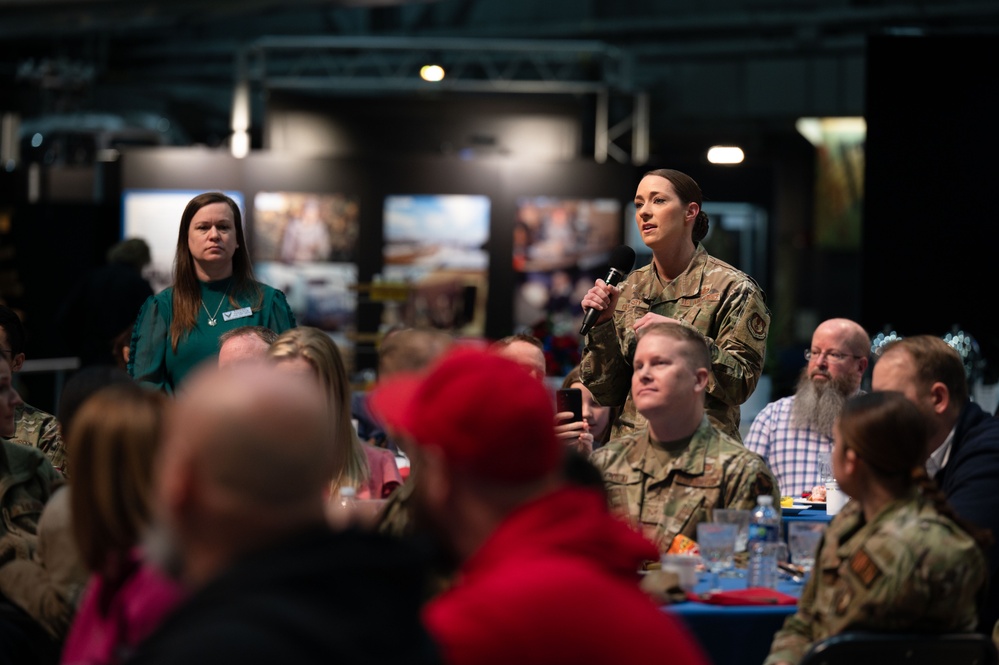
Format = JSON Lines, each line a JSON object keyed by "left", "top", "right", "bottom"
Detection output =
{"left": 129, "top": 192, "right": 295, "bottom": 393}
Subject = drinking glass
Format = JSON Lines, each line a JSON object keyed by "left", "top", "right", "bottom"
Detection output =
{"left": 696, "top": 522, "right": 737, "bottom": 592}
{"left": 818, "top": 451, "right": 834, "bottom": 485}
{"left": 787, "top": 522, "right": 825, "bottom": 580}
{"left": 712, "top": 509, "right": 751, "bottom": 553}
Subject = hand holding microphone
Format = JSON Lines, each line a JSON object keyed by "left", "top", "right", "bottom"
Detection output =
{"left": 579, "top": 245, "right": 637, "bottom": 336}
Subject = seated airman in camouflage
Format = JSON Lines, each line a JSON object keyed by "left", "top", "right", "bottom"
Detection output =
{"left": 765, "top": 392, "right": 987, "bottom": 665}
{"left": 0, "top": 306, "right": 65, "bottom": 476}
{"left": 590, "top": 322, "right": 778, "bottom": 554}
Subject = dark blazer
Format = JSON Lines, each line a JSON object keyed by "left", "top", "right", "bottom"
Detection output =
{"left": 935, "top": 400, "right": 999, "bottom": 633}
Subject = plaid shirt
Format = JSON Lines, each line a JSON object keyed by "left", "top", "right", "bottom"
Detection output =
{"left": 744, "top": 395, "right": 832, "bottom": 497}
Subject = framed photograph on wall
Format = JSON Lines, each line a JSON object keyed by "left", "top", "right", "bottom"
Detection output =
{"left": 381, "top": 194, "right": 491, "bottom": 336}
{"left": 513, "top": 197, "right": 621, "bottom": 372}
{"left": 252, "top": 191, "right": 360, "bottom": 263}
{"left": 252, "top": 191, "right": 361, "bottom": 347}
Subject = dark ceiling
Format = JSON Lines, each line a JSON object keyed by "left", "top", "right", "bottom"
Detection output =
{"left": 2, "top": 0, "right": 998, "bottom": 151}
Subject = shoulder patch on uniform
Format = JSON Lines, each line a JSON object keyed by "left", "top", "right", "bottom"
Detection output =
{"left": 747, "top": 312, "right": 767, "bottom": 340}
{"left": 849, "top": 547, "right": 883, "bottom": 588}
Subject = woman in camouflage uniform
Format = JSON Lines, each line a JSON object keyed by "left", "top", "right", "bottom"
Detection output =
{"left": 765, "top": 391, "right": 989, "bottom": 665}
{"left": 579, "top": 169, "right": 770, "bottom": 441}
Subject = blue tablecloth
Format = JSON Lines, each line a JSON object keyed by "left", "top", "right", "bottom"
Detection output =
{"left": 666, "top": 574, "right": 803, "bottom": 665}
{"left": 782, "top": 506, "right": 834, "bottom": 525}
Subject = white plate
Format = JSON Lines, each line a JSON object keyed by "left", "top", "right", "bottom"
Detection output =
{"left": 800, "top": 499, "right": 827, "bottom": 505}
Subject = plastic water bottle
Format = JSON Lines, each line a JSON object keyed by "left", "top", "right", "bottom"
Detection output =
{"left": 746, "top": 495, "right": 780, "bottom": 588}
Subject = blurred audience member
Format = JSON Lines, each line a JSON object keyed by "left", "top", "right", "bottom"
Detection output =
{"left": 378, "top": 327, "right": 454, "bottom": 379}
{"left": 872, "top": 335, "right": 999, "bottom": 631}
{"left": 0, "top": 368, "right": 134, "bottom": 650}
{"left": 56, "top": 367, "right": 133, "bottom": 442}
{"left": 0, "top": 358, "right": 64, "bottom": 665}
{"left": 56, "top": 238, "right": 153, "bottom": 368}
{"left": 369, "top": 347, "right": 709, "bottom": 665}
{"left": 745, "top": 318, "right": 870, "bottom": 497}
{"left": 353, "top": 327, "right": 454, "bottom": 450}
{"left": 217, "top": 326, "right": 278, "bottom": 368}
{"left": 765, "top": 392, "right": 987, "bottom": 665}
{"left": 61, "top": 383, "right": 184, "bottom": 665}
{"left": 0, "top": 306, "right": 65, "bottom": 474}
{"left": 591, "top": 323, "right": 777, "bottom": 555}
{"left": 111, "top": 324, "right": 134, "bottom": 371}
{"left": 555, "top": 364, "right": 620, "bottom": 456}
{"left": 372, "top": 329, "right": 457, "bottom": 541}
{"left": 269, "top": 327, "right": 400, "bottom": 502}
{"left": 490, "top": 333, "right": 546, "bottom": 381}
{"left": 127, "top": 363, "right": 440, "bottom": 665}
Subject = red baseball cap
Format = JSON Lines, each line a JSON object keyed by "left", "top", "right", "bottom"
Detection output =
{"left": 367, "top": 346, "right": 562, "bottom": 483}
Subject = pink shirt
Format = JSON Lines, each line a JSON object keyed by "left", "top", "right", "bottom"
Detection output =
{"left": 61, "top": 555, "right": 185, "bottom": 665}
{"left": 357, "top": 445, "right": 403, "bottom": 500}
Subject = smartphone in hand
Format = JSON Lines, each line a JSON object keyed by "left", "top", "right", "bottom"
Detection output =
{"left": 556, "top": 388, "right": 583, "bottom": 423}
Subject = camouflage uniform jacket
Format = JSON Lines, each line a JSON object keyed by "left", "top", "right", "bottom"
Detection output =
{"left": 580, "top": 244, "right": 770, "bottom": 441}
{"left": 591, "top": 416, "right": 778, "bottom": 553}
{"left": 0, "top": 441, "right": 62, "bottom": 564}
{"left": 765, "top": 491, "right": 986, "bottom": 665}
{"left": 3, "top": 403, "right": 65, "bottom": 477}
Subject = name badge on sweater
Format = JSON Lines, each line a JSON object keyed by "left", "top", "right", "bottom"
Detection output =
{"left": 223, "top": 307, "right": 253, "bottom": 322}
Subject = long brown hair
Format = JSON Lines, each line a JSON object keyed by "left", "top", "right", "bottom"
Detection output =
{"left": 170, "top": 192, "right": 261, "bottom": 351}
{"left": 643, "top": 168, "right": 710, "bottom": 244}
{"left": 269, "top": 327, "right": 369, "bottom": 496}
{"left": 839, "top": 391, "right": 992, "bottom": 551}
{"left": 68, "top": 382, "right": 167, "bottom": 576}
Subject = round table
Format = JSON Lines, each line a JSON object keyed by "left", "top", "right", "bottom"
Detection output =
{"left": 666, "top": 573, "right": 804, "bottom": 665}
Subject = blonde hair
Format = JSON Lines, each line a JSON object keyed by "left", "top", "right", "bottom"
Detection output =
{"left": 269, "top": 327, "right": 368, "bottom": 496}
{"left": 68, "top": 383, "right": 167, "bottom": 576}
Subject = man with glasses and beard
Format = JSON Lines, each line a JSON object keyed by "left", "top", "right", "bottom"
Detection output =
{"left": 745, "top": 318, "right": 870, "bottom": 497}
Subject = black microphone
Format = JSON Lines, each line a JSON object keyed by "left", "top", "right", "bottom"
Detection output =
{"left": 579, "top": 245, "right": 637, "bottom": 336}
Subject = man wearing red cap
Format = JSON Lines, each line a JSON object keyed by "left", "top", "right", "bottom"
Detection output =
{"left": 369, "top": 347, "right": 708, "bottom": 665}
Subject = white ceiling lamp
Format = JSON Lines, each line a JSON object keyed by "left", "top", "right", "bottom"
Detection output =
{"left": 420, "top": 64, "right": 445, "bottom": 82}
{"left": 796, "top": 117, "right": 866, "bottom": 147}
{"left": 707, "top": 145, "right": 744, "bottom": 165}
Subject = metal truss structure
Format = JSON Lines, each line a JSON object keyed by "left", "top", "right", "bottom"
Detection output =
{"left": 235, "top": 36, "right": 650, "bottom": 164}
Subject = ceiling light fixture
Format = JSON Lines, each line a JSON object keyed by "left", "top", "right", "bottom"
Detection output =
{"left": 795, "top": 117, "right": 867, "bottom": 147}
{"left": 707, "top": 145, "right": 744, "bottom": 165}
{"left": 420, "top": 64, "right": 445, "bottom": 82}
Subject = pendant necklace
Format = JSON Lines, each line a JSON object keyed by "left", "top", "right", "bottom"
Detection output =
{"left": 201, "top": 280, "right": 231, "bottom": 327}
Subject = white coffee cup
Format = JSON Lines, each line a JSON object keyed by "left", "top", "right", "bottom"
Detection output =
{"left": 661, "top": 554, "right": 701, "bottom": 592}
{"left": 825, "top": 481, "right": 849, "bottom": 516}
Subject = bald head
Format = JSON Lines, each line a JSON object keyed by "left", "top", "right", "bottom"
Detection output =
{"left": 154, "top": 363, "right": 335, "bottom": 586}
{"left": 218, "top": 326, "right": 278, "bottom": 368}
{"left": 492, "top": 335, "right": 546, "bottom": 381}
{"left": 813, "top": 318, "right": 870, "bottom": 357}
{"left": 165, "top": 363, "right": 333, "bottom": 508}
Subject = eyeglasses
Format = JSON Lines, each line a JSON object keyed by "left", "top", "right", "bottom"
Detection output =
{"left": 805, "top": 349, "right": 863, "bottom": 363}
